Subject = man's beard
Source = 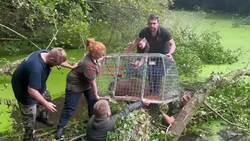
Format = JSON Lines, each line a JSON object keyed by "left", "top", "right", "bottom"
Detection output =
{"left": 151, "top": 30, "right": 157, "bottom": 37}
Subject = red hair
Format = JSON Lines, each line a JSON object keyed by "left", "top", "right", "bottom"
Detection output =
{"left": 86, "top": 38, "right": 106, "bottom": 58}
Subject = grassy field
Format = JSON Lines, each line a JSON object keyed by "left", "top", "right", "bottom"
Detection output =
{"left": 1, "top": 10, "right": 250, "bottom": 134}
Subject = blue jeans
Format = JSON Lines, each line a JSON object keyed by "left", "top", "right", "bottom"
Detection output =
{"left": 57, "top": 89, "right": 96, "bottom": 128}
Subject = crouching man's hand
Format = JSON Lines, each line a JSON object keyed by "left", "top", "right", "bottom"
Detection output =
{"left": 161, "top": 112, "right": 175, "bottom": 125}
{"left": 44, "top": 101, "right": 57, "bottom": 112}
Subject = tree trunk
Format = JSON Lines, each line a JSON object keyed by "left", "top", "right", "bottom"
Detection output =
{"left": 169, "top": 68, "right": 250, "bottom": 138}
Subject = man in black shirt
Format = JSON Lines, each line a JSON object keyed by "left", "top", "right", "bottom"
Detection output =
{"left": 124, "top": 14, "right": 178, "bottom": 123}
{"left": 124, "top": 14, "right": 176, "bottom": 58}
{"left": 125, "top": 14, "right": 177, "bottom": 94}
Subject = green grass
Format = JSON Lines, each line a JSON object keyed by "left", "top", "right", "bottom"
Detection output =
{"left": 0, "top": 105, "right": 13, "bottom": 133}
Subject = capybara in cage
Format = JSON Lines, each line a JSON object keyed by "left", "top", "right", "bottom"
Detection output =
{"left": 109, "top": 78, "right": 161, "bottom": 101}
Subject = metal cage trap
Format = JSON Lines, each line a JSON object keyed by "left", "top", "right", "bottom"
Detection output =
{"left": 97, "top": 53, "right": 181, "bottom": 104}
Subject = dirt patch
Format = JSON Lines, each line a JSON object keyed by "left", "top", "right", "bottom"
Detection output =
{"left": 11, "top": 95, "right": 89, "bottom": 131}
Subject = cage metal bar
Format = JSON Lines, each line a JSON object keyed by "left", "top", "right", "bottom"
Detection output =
{"left": 140, "top": 55, "right": 148, "bottom": 100}
{"left": 98, "top": 53, "right": 180, "bottom": 104}
{"left": 161, "top": 56, "right": 167, "bottom": 100}
{"left": 112, "top": 55, "right": 121, "bottom": 97}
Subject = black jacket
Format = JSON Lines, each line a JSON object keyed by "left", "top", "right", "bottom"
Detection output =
{"left": 86, "top": 101, "right": 144, "bottom": 141}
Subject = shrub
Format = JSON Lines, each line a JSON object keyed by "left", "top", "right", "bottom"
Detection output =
{"left": 197, "top": 31, "right": 238, "bottom": 64}
{"left": 173, "top": 27, "right": 238, "bottom": 65}
{"left": 175, "top": 46, "right": 202, "bottom": 77}
{"left": 172, "top": 26, "right": 238, "bottom": 77}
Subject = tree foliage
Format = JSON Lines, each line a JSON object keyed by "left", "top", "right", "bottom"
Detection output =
{"left": 0, "top": 0, "right": 239, "bottom": 77}
{"left": 173, "top": 26, "right": 238, "bottom": 77}
{"left": 88, "top": 0, "right": 172, "bottom": 52}
{"left": 0, "top": 0, "right": 172, "bottom": 51}
{"left": 0, "top": 0, "right": 90, "bottom": 48}
{"left": 190, "top": 78, "right": 250, "bottom": 135}
{"left": 107, "top": 103, "right": 174, "bottom": 141}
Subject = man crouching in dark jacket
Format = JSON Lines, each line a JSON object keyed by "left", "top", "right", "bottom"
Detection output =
{"left": 86, "top": 99, "right": 150, "bottom": 141}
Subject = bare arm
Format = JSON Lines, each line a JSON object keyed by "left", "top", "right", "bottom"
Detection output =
{"left": 89, "top": 79, "right": 99, "bottom": 100}
{"left": 123, "top": 38, "right": 142, "bottom": 53}
{"left": 166, "top": 39, "right": 176, "bottom": 56}
{"left": 60, "top": 60, "right": 78, "bottom": 69}
{"left": 28, "top": 87, "right": 57, "bottom": 112}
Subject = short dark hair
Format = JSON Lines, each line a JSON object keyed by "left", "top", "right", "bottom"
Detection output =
{"left": 47, "top": 47, "right": 67, "bottom": 65}
{"left": 148, "top": 14, "right": 159, "bottom": 23}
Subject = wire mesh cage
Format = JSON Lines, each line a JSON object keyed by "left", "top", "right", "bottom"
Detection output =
{"left": 97, "top": 53, "right": 181, "bottom": 104}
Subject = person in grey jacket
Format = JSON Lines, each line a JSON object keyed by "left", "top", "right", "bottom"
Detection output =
{"left": 86, "top": 99, "right": 150, "bottom": 141}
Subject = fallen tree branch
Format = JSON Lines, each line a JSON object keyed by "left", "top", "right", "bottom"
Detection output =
{"left": 169, "top": 79, "right": 216, "bottom": 137}
{"left": 46, "top": 29, "right": 58, "bottom": 50}
{"left": 69, "top": 133, "right": 86, "bottom": 141}
{"left": 203, "top": 101, "right": 249, "bottom": 132}
{"left": 169, "top": 68, "right": 250, "bottom": 139}
{"left": 222, "top": 67, "right": 250, "bottom": 81}
{"left": 46, "top": 20, "right": 59, "bottom": 50}
{"left": 0, "top": 23, "right": 41, "bottom": 50}
{"left": 0, "top": 38, "right": 20, "bottom": 41}
{"left": 36, "top": 129, "right": 55, "bottom": 138}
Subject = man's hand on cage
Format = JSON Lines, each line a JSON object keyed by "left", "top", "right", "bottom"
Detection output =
{"left": 131, "top": 59, "right": 144, "bottom": 69}
{"left": 100, "top": 96, "right": 112, "bottom": 102}
{"left": 142, "top": 98, "right": 151, "bottom": 106}
{"left": 166, "top": 53, "right": 173, "bottom": 61}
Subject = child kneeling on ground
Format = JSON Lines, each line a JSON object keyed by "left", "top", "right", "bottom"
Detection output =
{"left": 86, "top": 99, "right": 150, "bottom": 141}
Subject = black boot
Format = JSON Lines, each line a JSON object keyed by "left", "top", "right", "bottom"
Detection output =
{"left": 56, "top": 127, "right": 64, "bottom": 141}
{"left": 36, "top": 117, "right": 54, "bottom": 127}
{"left": 23, "top": 129, "right": 39, "bottom": 141}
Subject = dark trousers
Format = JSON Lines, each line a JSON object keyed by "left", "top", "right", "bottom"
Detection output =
{"left": 57, "top": 89, "right": 96, "bottom": 129}
{"left": 148, "top": 64, "right": 164, "bottom": 95}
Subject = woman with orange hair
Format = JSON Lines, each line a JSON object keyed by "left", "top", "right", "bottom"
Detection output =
{"left": 56, "top": 38, "right": 106, "bottom": 140}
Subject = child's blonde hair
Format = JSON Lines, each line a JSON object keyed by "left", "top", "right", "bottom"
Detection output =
{"left": 93, "top": 100, "right": 111, "bottom": 117}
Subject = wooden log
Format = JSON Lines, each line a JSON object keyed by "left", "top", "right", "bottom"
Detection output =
{"left": 169, "top": 68, "right": 250, "bottom": 138}
{"left": 169, "top": 80, "right": 215, "bottom": 136}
